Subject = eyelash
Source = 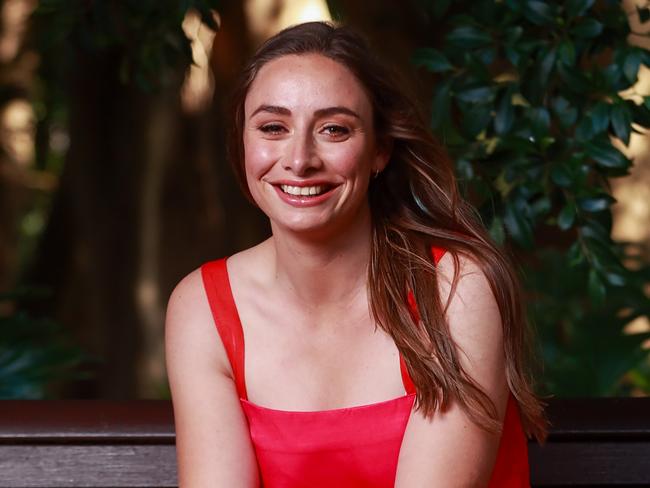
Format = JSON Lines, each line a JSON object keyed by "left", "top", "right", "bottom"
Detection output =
{"left": 256, "top": 123, "right": 350, "bottom": 138}
{"left": 259, "top": 123, "right": 286, "bottom": 135}
{"left": 322, "top": 125, "right": 349, "bottom": 137}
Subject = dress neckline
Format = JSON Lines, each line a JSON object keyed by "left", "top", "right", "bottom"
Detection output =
{"left": 240, "top": 392, "right": 416, "bottom": 415}
{"left": 221, "top": 256, "right": 416, "bottom": 414}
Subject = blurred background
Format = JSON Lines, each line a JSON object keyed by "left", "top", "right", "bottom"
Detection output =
{"left": 0, "top": 0, "right": 649, "bottom": 400}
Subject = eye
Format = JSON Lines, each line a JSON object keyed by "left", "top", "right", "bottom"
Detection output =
{"left": 321, "top": 125, "right": 350, "bottom": 139}
{"left": 258, "top": 123, "right": 287, "bottom": 135}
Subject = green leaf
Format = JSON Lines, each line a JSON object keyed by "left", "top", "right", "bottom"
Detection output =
{"left": 576, "top": 104, "right": 610, "bottom": 141}
{"left": 603, "top": 64, "right": 623, "bottom": 88}
{"left": 566, "top": 0, "right": 595, "bottom": 17}
{"left": 528, "top": 106, "right": 551, "bottom": 135}
{"left": 505, "top": 25, "right": 524, "bottom": 44}
{"left": 494, "top": 88, "right": 515, "bottom": 134}
{"left": 476, "top": 47, "right": 496, "bottom": 65}
{"left": 552, "top": 96, "right": 578, "bottom": 127}
{"left": 412, "top": 48, "right": 453, "bottom": 73}
{"left": 431, "top": 79, "right": 452, "bottom": 129}
{"left": 551, "top": 164, "right": 573, "bottom": 188}
{"left": 456, "top": 158, "right": 474, "bottom": 179}
{"left": 603, "top": 270, "right": 627, "bottom": 287}
{"left": 489, "top": 216, "right": 506, "bottom": 245}
{"left": 623, "top": 49, "right": 642, "bottom": 84}
{"left": 461, "top": 103, "right": 492, "bottom": 138}
{"left": 524, "top": 1, "right": 555, "bottom": 25}
{"left": 558, "top": 64, "right": 588, "bottom": 92}
{"left": 567, "top": 242, "right": 584, "bottom": 267}
{"left": 611, "top": 102, "right": 632, "bottom": 145}
{"left": 557, "top": 40, "right": 576, "bottom": 66}
{"left": 571, "top": 18, "right": 603, "bottom": 38}
{"left": 577, "top": 194, "right": 616, "bottom": 212}
{"left": 531, "top": 196, "right": 551, "bottom": 217}
{"left": 580, "top": 220, "right": 610, "bottom": 241}
{"left": 456, "top": 85, "right": 496, "bottom": 103}
{"left": 583, "top": 234, "right": 620, "bottom": 271}
{"left": 591, "top": 102, "right": 611, "bottom": 134}
{"left": 447, "top": 26, "right": 492, "bottom": 49}
{"left": 503, "top": 201, "right": 534, "bottom": 248}
{"left": 505, "top": 45, "right": 521, "bottom": 67}
{"left": 585, "top": 141, "right": 630, "bottom": 169}
{"left": 588, "top": 269, "right": 606, "bottom": 302}
{"left": 558, "top": 202, "right": 576, "bottom": 230}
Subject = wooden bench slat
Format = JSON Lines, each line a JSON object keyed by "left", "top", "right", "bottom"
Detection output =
{"left": 0, "top": 398, "right": 648, "bottom": 487}
{"left": 544, "top": 398, "right": 650, "bottom": 439}
{"left": 530, "top": 441, "right": 650, "bottom": 486}
{"left": 0, "top": 401, "right": 174, "bottom": 444}
{"left": 0, "top": 445, "right": 177, "bottom": 488}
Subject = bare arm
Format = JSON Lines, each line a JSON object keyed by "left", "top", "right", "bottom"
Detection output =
{"left": 395, "top": 254, "right": 509, "bottom": 487}
{"left": 165, "top": 269, "right": 259, "bottom": 487}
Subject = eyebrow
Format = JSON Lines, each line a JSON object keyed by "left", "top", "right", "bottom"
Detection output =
{"left": 250, "top": 104, "right": 361, "bottom": 119}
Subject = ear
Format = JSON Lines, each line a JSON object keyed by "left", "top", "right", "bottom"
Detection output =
{"left": 373, "top": 137, "right": 393, "bottom": 173}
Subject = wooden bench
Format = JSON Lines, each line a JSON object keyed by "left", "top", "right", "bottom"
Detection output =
{"left": 0, "top": 398, "right": 648, "bottom": 487}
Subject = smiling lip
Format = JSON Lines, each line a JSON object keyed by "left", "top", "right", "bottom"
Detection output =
{"left": 270, "top": 180, "right": 338, "bottom": 208}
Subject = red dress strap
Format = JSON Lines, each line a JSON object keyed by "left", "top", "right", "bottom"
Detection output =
{"left": 431, "top": 245, "right": 447, "bottom": 265}
{"left": 399, "top": 245, "right": 447, "bottom": 395}
{"left": 201, "top": 258, "right": 248, "bottom": 400}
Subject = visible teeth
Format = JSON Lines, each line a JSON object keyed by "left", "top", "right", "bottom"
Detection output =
{"left": 280, "top": 184, "right": 324, "bottom": 196}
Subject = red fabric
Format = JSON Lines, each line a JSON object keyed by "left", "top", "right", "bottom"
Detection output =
{"left": 201, "top": 247, "right": 530, "bottom": 487}
{"left": 201, "top": 259, "right": 248, "bottom": 400}
{"left": 240, "top": 395, "right": 415, "bottom": 487}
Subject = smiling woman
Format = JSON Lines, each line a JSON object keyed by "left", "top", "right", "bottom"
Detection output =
{"left": 165, "top": 21, "right": 546, "bottom": 488}
{"left": 243, "top": 53, "right": 386, "bottom": 236}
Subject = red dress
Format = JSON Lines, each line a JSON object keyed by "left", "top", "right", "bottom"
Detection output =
{"left": 201, "top": 249, "right": 530, "bottom": 487}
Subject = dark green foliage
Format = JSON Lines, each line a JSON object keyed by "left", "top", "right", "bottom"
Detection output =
{"left": 416, "top": 1, "right": 650, "bottom": 395}
{"left": 529, "top": 245, "right": 650, "bottom": 396}
{"left": 0, "top": 290, "right": 88, "bottom": 399}
{"left": 33, "top": 0, "right": 222, "bottom": 90}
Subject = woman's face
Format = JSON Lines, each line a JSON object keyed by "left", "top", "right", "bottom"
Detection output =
{"left": 242, "top": 53, "right": 389, "bottom": 237}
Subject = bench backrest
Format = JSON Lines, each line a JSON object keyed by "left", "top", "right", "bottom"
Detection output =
{"left": 1, "top": 398, "right": 649, "bottom": 487}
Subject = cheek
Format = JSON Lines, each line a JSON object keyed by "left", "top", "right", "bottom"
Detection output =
{"left": 243, "top": 137, "right": 280, "bottom": 203}
{"left": 326, "top": 142, "right": 372, "bottom": 175}
{"left": 243, "top": 135, "right": 281, "bottom": 183}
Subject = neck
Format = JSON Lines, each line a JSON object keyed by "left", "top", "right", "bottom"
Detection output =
{"left": 266, "top": 206, "right": 373, "bottom": 311}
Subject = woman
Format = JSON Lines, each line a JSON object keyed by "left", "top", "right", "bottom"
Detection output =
{"left": 166, "top": 21, "right": 546, "bottom": 487}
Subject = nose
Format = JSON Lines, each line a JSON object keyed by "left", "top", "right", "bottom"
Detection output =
{"left": 283, "top": 129, "right": 321, "bottom": 175}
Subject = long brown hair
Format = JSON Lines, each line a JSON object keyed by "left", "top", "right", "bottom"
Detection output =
{"left": 228, "top": 21, "right": 547, "bottom": 441}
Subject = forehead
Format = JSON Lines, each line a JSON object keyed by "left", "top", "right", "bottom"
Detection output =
{"left": 244, "top": 54, "right": 372, "bottom": 117}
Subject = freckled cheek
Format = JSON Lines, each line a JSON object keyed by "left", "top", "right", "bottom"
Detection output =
{"left": 324, "top": 143, "right": 371, "bottom": 176}
{"left": 244, "top": 139, "right": 281, "bottom": 179}
{"left": 243, "top": 140, "right": 282, "bottom": 204}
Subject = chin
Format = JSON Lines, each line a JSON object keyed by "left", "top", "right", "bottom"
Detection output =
{"left": 274, "top": 218, "right": 330, "bottom": 235}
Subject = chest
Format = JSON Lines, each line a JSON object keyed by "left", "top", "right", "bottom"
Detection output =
{"left": 233, "top": 285, "right": 407, "bottom": 411}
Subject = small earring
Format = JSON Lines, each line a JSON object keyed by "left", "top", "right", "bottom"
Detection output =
{"left": 373, "top": 169, "right": 380, "bottom": 179}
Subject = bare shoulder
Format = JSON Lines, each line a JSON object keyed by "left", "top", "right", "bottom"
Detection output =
{"left": 166, "top": 267, "right": 206, "bottom": 319}
{"left": 433, "top": 250, "right": 508, "bottom": 430}
{"left": 165, "top": 266, "right": 229, "bottom": 376}
{"left": 435, "top": 251, "right": 503, "bottom": 349}
{"left": 394, "top": 251, "right": 508, "bottom": 487}
{"left": 165, "top": 266, "right": 260, "bottom": 486}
